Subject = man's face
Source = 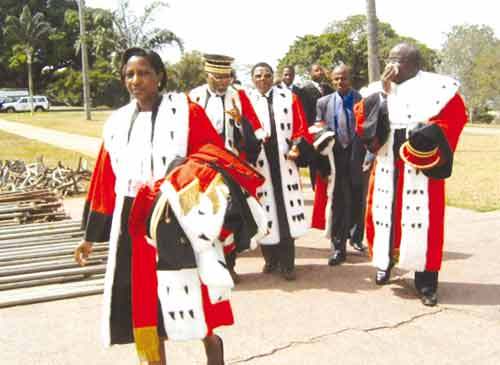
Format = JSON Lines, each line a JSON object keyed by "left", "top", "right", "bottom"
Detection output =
{"left": 207, "top": 72, "right": 232, "bottom": 95}
{"left": 310, "top": 64, "right": 324, "bottom": 82}
{"left": 282, "top": 67, "right": 295, "bottom": 87}
{"left": 252, "top": 66, "right": 274, "bottom": 95}
{"left": 331, "top": 67, "right": 351, "bottom": 95}
{"left": 386, "top": 45, "right": 418, "bottom": 84}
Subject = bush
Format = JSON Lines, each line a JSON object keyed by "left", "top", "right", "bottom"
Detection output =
{"left": 46, "top": 59, "right": 128, "bottom": 108}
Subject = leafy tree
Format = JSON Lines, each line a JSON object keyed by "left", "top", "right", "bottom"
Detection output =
{"left": 106, "top": 0, "right": 183, "bottom": 69}
{"left": 0, "top": 0, "right": 79, "bottom": 89}
{"left": 439, "top": 24, "right": 500, "bottom": 121}
{"left": 279, "top": 15, "right": 438, "bottom": 90}
{"left": 4, "top": 5, "right": 53, "bottom": 112}
{"left": 46, "top": 59, "right": 127, "bottom": 107}
{"left": 165, "top": 51, "right": 205, "bottom": 92}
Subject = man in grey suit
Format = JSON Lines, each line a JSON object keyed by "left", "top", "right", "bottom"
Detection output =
{"left": 314, "top": 64, "right": 367, "bottom": 265}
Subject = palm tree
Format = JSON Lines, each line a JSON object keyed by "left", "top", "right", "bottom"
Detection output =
{"left": 4, "top": 6, "right": 53, "bottom": 114}
{"left": 110, "top": 0, "right": 183, "bottom": 68}
{"left": 366, "top": 0, "right": 381, "bottom": 82}
{"left": 77, "top": 0, "right": 92, "bottom": 120}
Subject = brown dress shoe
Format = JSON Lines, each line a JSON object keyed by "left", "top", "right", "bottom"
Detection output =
{"left": 204, "top": 334, "right": 224, "bottom": 365}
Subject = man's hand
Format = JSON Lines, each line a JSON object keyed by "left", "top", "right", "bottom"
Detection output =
{"left": 74, "top": 240, "right": 94, "bottom": 266}
{"left": 287, "top": 145, "right": 300, "bottom": 161}
{"left": 381, "top": 63, "right": 399, "bottom": 94}
{"left": 225, "top": 97, "right": 241, "bottom": 124}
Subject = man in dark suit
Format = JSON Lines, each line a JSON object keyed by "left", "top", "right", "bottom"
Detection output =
{"left": 301, "top": 64, "right": 335, "bottom": 126}
{"left": 279, "top": 65, "right": 302, "bottom": 95}
{"left": 301, "top": 64, "right": 335, "bottom": 187}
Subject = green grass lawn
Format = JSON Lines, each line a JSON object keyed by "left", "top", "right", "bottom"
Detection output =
{"left": 446, "top": 133, "right": 500, "bottom": 212}
{"left": 0, "top": 130, "right": 95, "bottom": 168}
{"left": 1, "top": 110, "right": 109, "bottom": 138}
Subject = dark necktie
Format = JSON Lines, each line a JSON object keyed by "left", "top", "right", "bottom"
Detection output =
{"left": 265, "top": 92, "right": 277, "bottom": 141}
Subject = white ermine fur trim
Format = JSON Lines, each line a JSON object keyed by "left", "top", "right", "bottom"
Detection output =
{"left": 157, "top": 269, "right": 208, "bottom": 341}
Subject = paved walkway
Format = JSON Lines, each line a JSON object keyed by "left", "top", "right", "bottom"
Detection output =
{"left": 0, "top": 118, "right": 100, "bottom": 157}
{"left": 1, "top": 117, "right": 499, "bottom": 364}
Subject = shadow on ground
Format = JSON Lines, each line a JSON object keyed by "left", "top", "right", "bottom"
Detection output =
{"left": 390, "top": 278, "right": 500, "bottom": 306}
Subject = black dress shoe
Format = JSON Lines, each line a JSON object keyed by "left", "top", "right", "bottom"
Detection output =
{"left": 280, "top": 268, "right": 296, "bottom": 281}
{"left": 328, "top": 249, "right": 346, "bottom": 266}
{"left": 375, "top": 268, "right": 391, "bottom": 285}
{"left": 420, "top": 288, "right": 438, "bottom": 307}
{"left": 228, "top": 268, "right": 241, "bottom": 284}
{"left": 349, "top": 240, "right": 365, "bottom": 252}
{"left": 262, "top": 262, "right": 278, "bottom": 274}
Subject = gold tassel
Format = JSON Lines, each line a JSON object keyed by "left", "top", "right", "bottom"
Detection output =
{"left": 133, "top": 327, "right": 160, "bottom": 363}
{"left": 178, "top": 178, "right": 201, "bottom": 215}
{"left": 204, "top": 173, "right": 226, "bottom": 214}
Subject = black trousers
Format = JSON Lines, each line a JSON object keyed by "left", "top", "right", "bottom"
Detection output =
{"left": 260, "top": 238, "right": 295, "bottom": 271}
{"left": 348, "top": 138, "right": 368, "bottom": 245}
{"left": 415, "top": 271, "right": 439, "bottom": 293}
{"left": 330, "top": 143, "right": 353, "bottom": 252}
{"left": 225, "top": 250, "right": 236, "bottom": 270}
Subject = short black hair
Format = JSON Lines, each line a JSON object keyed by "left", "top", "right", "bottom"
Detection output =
{"left": 282, "top": 65, "right": 295, "bottom": 74}
{"left": 251, "top": 62, "right": 274, "bottom": 76}
{"left": 120, "top": 47, "right": 167, "bottom": 91}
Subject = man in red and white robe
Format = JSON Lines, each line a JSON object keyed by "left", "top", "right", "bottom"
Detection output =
{"left": 190, "top": 54, "right": 266, "bottom": 281}
{"left": 246, "top": 62, "right": 315, "bottom": 280}
{"left": 354, "top": 43, "right": 468, "bottom": 306}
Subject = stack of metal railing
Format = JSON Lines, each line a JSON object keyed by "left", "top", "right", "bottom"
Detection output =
{"left": 0, "top": 220, "right": 107, "bottom": 308}
{"left": 0, "top": 189, "right": 70, "bottom": 226}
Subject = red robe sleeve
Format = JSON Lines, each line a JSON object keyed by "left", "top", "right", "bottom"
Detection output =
{"left": 239, "top": 89, "right": 263, "bottom": 132}
{"left": 82, "top": 143, "right": 116, "bottom": 242}
{"left": 291, "top": 94, "right": 313, "bottom": 143}
{"left": 187, "top": 102, "right": 224, "bottom": 155}
{"left": 429, "top": 93, "right": 468, "bottom": 152}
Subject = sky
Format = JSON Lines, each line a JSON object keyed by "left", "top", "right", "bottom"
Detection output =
{"left": 86, "top": 0, "right": 499, "bottom": 70}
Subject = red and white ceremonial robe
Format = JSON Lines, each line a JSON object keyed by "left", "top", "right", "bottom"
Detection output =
{"left": 246, "top": 86, "right": 312, "bottom": 244}
{"left": 82, "top": 93, "right": 224, "bottom": 347}
{"left": 127, "top": 144, "right": 267, "bottom": 362}
{"left": 355, "top": 71, "right": 468, "bottom": 272}
{"left": 189, "top": 84, "right": 266, "bottom": 154}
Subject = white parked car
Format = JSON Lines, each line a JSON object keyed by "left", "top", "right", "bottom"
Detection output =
{"left": 1, "top": 96, "right": 50, "bottom": 112}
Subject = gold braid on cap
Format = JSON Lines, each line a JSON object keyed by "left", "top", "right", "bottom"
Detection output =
{"left": 205, "top": 64, "right": 232, "bottom": 75}
{"left": 406, "top": 142, "right": 439, "bottom": 158}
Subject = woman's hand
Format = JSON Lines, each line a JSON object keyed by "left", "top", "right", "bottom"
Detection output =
{"left": 74, "top": 240, "right": 94, "bottom": 266}
{"left": 287, "top": 145, "right": 300, "bottom": 161}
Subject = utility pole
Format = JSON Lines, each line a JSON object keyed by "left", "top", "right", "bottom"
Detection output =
{"left": 366, "top": 0, "right": 381, "bottom": 82}
{"left": 77, "top": 0, "right": 92, "bottom": 120}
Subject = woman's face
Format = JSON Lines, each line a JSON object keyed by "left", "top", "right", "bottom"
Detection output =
{"left": 123, "top": 55, "right": 162, "bottom": 109}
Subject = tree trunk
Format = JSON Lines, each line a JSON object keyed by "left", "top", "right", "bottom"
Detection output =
{"left": 78, "top": 0, "right": 92, "bottom": 121}
{"left": 366, "top": 0, "right": 381, "bottom": 82}
{"left": 27, "top": 52, "right": 34, "bottom": 115}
